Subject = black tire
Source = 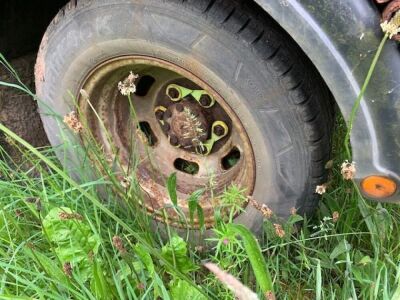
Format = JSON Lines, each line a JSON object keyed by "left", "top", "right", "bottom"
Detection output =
{"left": 36, "top": 0, "right": 333, "bottom": 234}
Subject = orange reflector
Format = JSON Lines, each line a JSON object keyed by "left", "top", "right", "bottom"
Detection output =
{"left": 361, "top": 176, "right": 397, "bottom": 198}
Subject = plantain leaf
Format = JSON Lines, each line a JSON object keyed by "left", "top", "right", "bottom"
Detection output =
{"left": 330, "top": 239, "right": 351, "bottom": 260}
{"left": 167, "top": 173, "right": 178, "bottom": 206}
{"left": 161, "top": 236, "right": 198, "bottom": 275}
{"left": 187, "top": 189, "right": 204, "bottom": 226}
{"left": 134, "top": 243, "right": 155, "bottom": 275}
{"left": 170, "top": 279, "right": 207, "bottom": 300}
{"left": 42, "top": 207, "right": 100, "bottom": 282}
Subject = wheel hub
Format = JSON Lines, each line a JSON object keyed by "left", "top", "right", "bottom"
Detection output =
{"left": 164, "top": 102, "right": 209, "bottom": 149}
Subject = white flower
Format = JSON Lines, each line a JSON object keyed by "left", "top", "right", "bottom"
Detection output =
{"left": 315, "top": 184, "right": 327, "bottom": 195}
{"left": 341, "top": 160, "right": 356, "bottom": 180}
{"left": 381, "top": 10, "right": 400, "bottom": 39}
{"left": 118, "top": 72, "right": 139, "bottom": 96}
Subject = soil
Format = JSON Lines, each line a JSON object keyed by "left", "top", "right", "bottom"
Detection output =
{"left": 0, "top": 53, "right": 49, "bottom": 162}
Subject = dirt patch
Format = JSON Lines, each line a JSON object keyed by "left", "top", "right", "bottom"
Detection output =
{"left": 0, "top": 53, "right": 49, "bottom": 162}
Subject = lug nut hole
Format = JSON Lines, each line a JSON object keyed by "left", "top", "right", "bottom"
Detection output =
{"left": 222, "top": 147, "right": 241, "bottom": 170}
{"left": 138, "top": 121, "right": 157, "bottom": 146}
{"left": 213, "top": 125, "right": 225, "bottom": 136}
{"left": 135, "top": 75, "right": 155, "bottom": 96}
{"left": 199, "top": 94, "right": 212, "bottom": 106}
{"left": 169, "top": 135, "right": 179, "bottom": 146}
{"left": 174, "top": 158, "right": 199, "bottom": 175}
{"left": 167, "top": 87, "right": 180, "bottom": 100}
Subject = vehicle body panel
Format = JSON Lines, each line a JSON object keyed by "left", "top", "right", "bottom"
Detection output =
{"left": 254, "top": 0, "right": 400, "bottom": 201}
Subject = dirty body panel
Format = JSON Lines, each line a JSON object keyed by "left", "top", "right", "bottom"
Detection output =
{"left": 254, "top": 0, "right": 400, "bottom": 202}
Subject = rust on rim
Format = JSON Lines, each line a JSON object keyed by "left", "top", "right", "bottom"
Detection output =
{"left": 78, "top": 56, "right": 256, "bottom": 228}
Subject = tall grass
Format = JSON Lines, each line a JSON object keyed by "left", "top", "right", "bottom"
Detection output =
{"left": 1, "top": 52, "right": 400, "bottom": 300}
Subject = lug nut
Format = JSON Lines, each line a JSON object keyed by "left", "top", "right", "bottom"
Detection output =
{"left": 176, "top": 103, "right": 184, "bottom": 112}
{"left": 199, "top": 95, "right": 212, "bottom": 106}
{"left": 155, "top": 110, "right": 164, "bottom": 120}
{"left": 164, "top": 110, "right": 172, "bottom": 119}
{"left": 163, "top": 123, "right": 171, "bottom": 131}
{"left": 168, "top": 88, "right": 180, "bottom": 99}
{"left": 213, "top": 125, "right": 225, "bottom": 136}
{"left": 170, "top": 135, "right": 179, "bottom": 146}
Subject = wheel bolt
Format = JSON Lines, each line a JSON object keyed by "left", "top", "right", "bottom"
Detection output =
{"left": 168, "top": 88, "right": 180, "bottom": 99}
{"left": 200, "top": 95, "right": 211, "bottom": 106}
{"left": 170, "top": 135, "right": 179, "bottom": 146}
{"left": 163, "top": 123, "right": 171, "bottom": 131}
{"left": 164, "top": 110, "right": 172, "bottom": 119}
{"left": 213, "top": 125, "right": 225, "bottom": 136}
{"left": 176, "top": 103, "right": 184, "bottom": 112}
{"left": 155, "top": 110, "right": 164, "bottom": 120}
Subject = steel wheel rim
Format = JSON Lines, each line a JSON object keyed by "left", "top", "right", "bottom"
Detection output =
{"left": 78, "top": 56, "right": 256, "bottom": 228}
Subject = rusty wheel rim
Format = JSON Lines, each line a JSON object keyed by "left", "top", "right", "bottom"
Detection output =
{"left": 78, "top": 56, "right": 255, "bottom": 228}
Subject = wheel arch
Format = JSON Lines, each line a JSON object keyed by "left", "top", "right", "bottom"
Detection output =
{"left": 252, "top": 0, "right": 400, "bottom": 202}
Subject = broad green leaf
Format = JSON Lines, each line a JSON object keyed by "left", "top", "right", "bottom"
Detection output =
{"left": 170, "top": 279, "right": 207, "bottom": 300}
{"left": 135, "top": 243, "right": 171, "bottom": 299}
{"left": 226, "top": 223, "right": 274, "bottom": 294}
{"left": 287, "top": 214, "right": 304, "bottom": 224}
{"left": 42, "top": 207, "right": 101, "bottom": 281}
{"left": 134, "top": 243, "right": 155, "bottom": 275}
{"left": 330, "top": 239, "right": 351, "bottom": 260}
{"left": 187, "top": 189, "right": 204, "bottom": 226}
{"left": 167, "top": 173, "right": 178, "bottom": 206}
{"left": 161, "top": 236, "right": 198, "bottom": 274}
{"left": 358, "top": 255, "right": 372, "bottom": 266}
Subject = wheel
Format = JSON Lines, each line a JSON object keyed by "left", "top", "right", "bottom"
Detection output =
{"left": 35, "top": 0, "right": 333, "bottom": 234}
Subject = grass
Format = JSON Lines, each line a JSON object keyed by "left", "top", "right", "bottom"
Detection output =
{"left": 1, "top": 55, "right": 400, "bottom": 300}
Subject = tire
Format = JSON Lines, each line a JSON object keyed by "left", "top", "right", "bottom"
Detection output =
{"left": 35, "top": 0, "right": 333, "bottom": 234}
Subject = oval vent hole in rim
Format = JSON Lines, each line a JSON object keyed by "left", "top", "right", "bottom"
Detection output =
{"left": 174, "top": 158, "right": 199, "bottom": 175}
{"left": 138, "top": 121, "right": 157, "bottom": 146}
{"left": 135, "top": 75, "right": 155, "bottom": 96}
{"left": 222, "top": 147, "right": 241, "bottom": 170}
